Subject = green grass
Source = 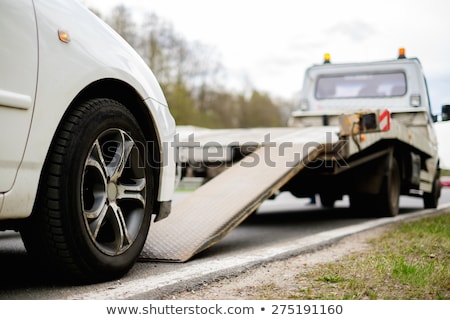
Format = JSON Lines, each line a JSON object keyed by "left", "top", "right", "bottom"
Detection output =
{"left": 254, "top": 212, "right": 450, "bottom": 300}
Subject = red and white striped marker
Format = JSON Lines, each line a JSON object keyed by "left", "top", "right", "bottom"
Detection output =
{"left": 379, "top": 109, "right": 391, "bottom": 131}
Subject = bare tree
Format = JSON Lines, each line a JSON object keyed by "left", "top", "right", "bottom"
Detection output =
{"left": 104, "top": 6, "right": 286, "bottom": 129}
{"left": 106, "top": 5, "right": 137, "bottom": 48}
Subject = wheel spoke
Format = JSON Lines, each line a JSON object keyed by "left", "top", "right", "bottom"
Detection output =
{"left": 108, "top": 132, "right": 135, "bottom": 182}
{"left": 110, "top": 202, "right": 132, "bottom": 253}
{"left": 117, "top": 178, "right": 146, "bottom": 206}
{"left": 83, "top": 140, "right": 108, "bottom": 218}
{"left": 86, "top": 203, "right": 109, "bottom": 239}
{"left": 87, "top": 140, "right": 108, "bottom": 179}
{"left": 84, "top": 199, "right": 106, "bottom": 220}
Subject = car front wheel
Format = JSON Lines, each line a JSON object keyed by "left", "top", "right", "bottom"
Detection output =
{"left": 21, "top": 98, "right": 154, "bottom": 283}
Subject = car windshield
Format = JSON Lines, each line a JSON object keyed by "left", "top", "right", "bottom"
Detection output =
{"left": 315, "top": 72, "right": 406, "bottom": 99}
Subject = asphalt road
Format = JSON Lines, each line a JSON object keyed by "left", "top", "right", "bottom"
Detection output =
{"left": 0, "top": 188, "right": 449, "bottom": 299}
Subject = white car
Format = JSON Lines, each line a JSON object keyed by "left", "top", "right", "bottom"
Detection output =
{"left": 0, "top": 0, "right": 176, "bottom": 282}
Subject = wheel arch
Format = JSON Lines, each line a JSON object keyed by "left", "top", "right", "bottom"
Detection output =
{"left": 64, "top": 79, "right": 163, "bottom": 208}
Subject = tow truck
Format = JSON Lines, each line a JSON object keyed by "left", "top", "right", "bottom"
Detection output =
{"left": 140, "top": 49, "right": 445, "bottom": 262}
{"left": 284, "top": 48, "right": 442, "bottom": 216}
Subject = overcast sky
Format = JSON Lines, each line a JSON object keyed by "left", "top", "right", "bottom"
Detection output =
{"left": 82, "top": 0, "right": 450, "bottom": 114}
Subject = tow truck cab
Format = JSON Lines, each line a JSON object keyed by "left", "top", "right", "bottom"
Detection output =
{"left": 290, "top": 49, "right": 435, "bottom": 126}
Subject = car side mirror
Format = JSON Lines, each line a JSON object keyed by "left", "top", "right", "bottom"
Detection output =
{"left": 442, "top": 105, "right": 450, "bottom": 121}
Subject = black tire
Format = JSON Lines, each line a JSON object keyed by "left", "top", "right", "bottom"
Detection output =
{"left": 350, "top": 157, "right": 400, "bottom": 217}
{"left": 376, "top": 157, "right": 401, "bottom": 217}
{"left": 20, "top": 98, "right": 154, "bottom": 283}
{"left": 319, "top": 193, "right": 336, "bottom": 208}
{"left": 423, "top": 172, "right": 441, "bottom": 209}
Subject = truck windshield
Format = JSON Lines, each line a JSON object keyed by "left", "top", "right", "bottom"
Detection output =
{"left": 315, "top": 72, "right": 406, "bottom": 99}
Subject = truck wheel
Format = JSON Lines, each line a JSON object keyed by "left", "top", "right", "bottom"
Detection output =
{"left": 377, "top": 157, "right": 401, "bottom": 217}
{"left": 20, "top": 99, "right": 154, "bottom": 283}
{"left": 350, "top": 158, "right": 400, "bottom": 217}
{"left": 423, "top": 173, "right": 441, "bottom": 209}
{"left": 319, "top": 194, "right": 336, "bottom": 208}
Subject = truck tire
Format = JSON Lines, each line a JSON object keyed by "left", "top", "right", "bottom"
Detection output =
{"left": 20, "top": 99, "right": 154, "bottom": 283}
{"left": 376, "top": 157, "right": 401, "bottom": 217}
{"left": 423, "top": 172, "right": 441, "bottom": 209}
{"left": 319, "top": 193, "right": 336, "bottom": 208}
{"left": 350, "top": 157, "right": 400, "bottom": 217}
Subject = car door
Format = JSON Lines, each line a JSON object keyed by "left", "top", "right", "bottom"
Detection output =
{"left": 0, "top": 0, "right": 38, "bottom": 192}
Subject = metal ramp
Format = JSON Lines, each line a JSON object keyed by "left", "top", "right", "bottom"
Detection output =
{"left": 140, "top": 127, "right": 338, "bottom": 262}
